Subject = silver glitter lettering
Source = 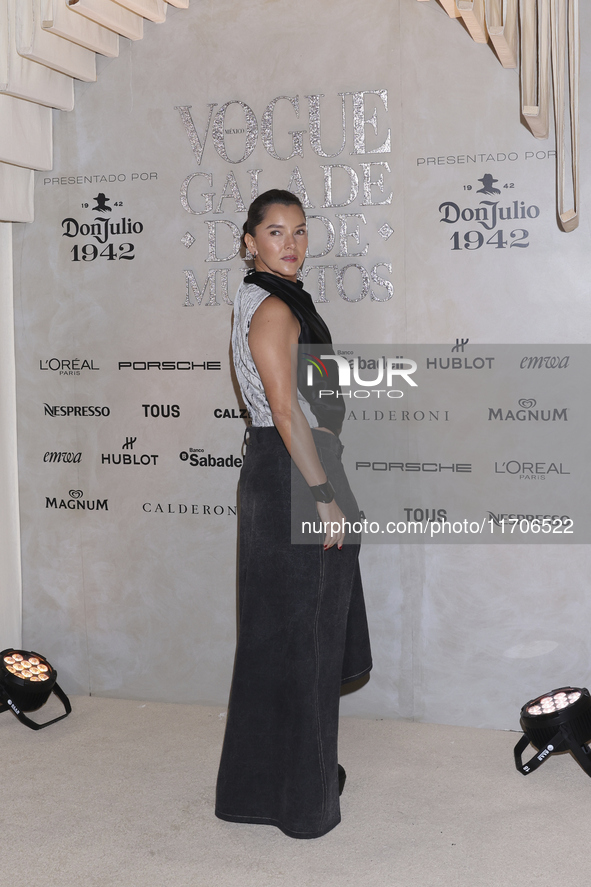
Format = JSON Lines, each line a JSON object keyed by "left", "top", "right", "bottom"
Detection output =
{"left": 361, "top": 162, "right": 393, "bottom": 206}
{"left": 304, "top": 265, "right": 337, "bottom": 303}
{"left": 214, "top": 171, "right": 247, "bottom": 214}
{"left": 217, "top": 268, "right": 233, "bottom": 305}
{"left": 212, "top": 101, "right": 258, "bottom": 163}
{"left": 175, "top": 105, "right": 217, "bottom": 166}
{"left": 261, "top": 96, "right": 306, "bottom": 161}
{"left": 205, "top": 220, "right": 242, "bottom": 262}
{"left": 183, "top": 269, "right": 218, "bottom": 306}
{"left": 306, "top": 94, "right": 347, "bottom": 158}
{"left": 180, "top": 172, "right": 214, "bottom": 215}
{"left": 370, "top": 263, "right": 394, "bottom": 301}
{"left": 286, "top": 166, "right": 314, "bottom": 208}
{"left": 343, "top": 90, "right": 391, "bottom": 155}
{"left": 306, "top": 215, "right": 336, "bottom": 258}
{"left": 336, "top": 214, "right": 368, "bottom": 258}
{"left": 321, "top": 165, "right": 359, "bottom": 208}
{"left": 335, "top": 263, "right": 370, "bottom": 302}
{"left": 247, "top": 169, "right": 263, "bottom": 200}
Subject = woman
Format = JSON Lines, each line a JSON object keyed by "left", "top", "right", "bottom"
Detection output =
{"left": 215, "top": 190, "right": 372, "bottom": 839}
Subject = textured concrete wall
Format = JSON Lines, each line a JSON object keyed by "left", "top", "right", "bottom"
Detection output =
{"left": 0, "top": 222, "right": 22, "bottom": 652}
{"left": 12, "top": 0, "right": 591, "bottom": 729}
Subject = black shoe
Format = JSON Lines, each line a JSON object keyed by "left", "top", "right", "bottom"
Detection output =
{"left": 338, "top": 764, "right": 346, "bottom": 796}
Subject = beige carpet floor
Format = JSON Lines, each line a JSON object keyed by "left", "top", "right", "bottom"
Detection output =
{"left": 0, "top": 695, "right": 588, "bottom": 887}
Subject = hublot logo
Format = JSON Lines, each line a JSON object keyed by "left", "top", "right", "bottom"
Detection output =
{"left": 101, "top": 454, "right": 159, "bottom": 466}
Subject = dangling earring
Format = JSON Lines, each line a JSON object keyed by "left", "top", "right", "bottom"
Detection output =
{"left": 253, "top": 251, "right": 257, "bottom": 257}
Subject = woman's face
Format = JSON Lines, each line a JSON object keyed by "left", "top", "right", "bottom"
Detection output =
{"left": 245, "top": 203, "right": 308, "bottom": 282}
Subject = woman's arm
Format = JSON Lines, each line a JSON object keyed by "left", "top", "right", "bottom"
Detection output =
{"left": 248, "top": 296, "right": 346, "bottom": 548}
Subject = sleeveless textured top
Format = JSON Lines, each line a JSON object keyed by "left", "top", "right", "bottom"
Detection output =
{"left": 232, "top": 281, "right": 278, "bottom": 427}
{"left": 232, "top": 277, "right": 345, "bottom": 432}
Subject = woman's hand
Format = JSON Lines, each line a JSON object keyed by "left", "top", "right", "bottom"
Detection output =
{"left": 316, "top": 499, "right": 347, "bottom": 550}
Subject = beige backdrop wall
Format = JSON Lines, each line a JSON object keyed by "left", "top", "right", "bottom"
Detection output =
{"left": 11, "top": 0, "right": 591, "bottom": 730}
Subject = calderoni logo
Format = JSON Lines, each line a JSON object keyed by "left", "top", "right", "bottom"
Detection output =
{"left": 142, "top": 502, "right": 237, "bottom": 515}
{"left": 346, "top": 408, "right": 450, "bottom": 421}
{"left": 44, "top": 404, "right": 110, "bottom": 417}
{"left": 39, "top": 358, "right": 99, "bottom": 375}
{"left": 118, "top": 361, "right": 221, "bottom": 371}
{"left": 488, "top": 399, "right": 567, "bottom": 421}
{"left": 46, "top": 489, "right": 108, "bottom": 510}
{"left": 43, "top": 451, "right": 82, "bottom": 464}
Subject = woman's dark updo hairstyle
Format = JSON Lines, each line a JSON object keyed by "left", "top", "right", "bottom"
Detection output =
{"left": 243, "top": 189, "right": 305, "bottom": 242}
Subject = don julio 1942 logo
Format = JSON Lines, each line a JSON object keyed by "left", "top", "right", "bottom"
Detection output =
{"left": 439, "top": 174, "right": 540, "bottom": 251}
{"left": 61, "top": 192, "right": 144, "bottom": 262}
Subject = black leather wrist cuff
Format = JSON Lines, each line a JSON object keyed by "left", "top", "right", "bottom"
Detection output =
{"left": 309, "top": 480, "right": 335, "bottom": 503}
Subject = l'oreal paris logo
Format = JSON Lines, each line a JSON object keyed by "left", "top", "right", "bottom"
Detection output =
{"left": 40, "top": 359, "right": 99, "bottom": 373}
{"left": 305, "top": 354, "right": 418, "bottom": 389}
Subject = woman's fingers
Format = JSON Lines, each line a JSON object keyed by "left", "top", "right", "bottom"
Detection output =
{"left": 316, "top": 500, "right": 346, "bottom": 549}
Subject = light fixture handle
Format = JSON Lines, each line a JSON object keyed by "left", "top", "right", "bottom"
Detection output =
{"left": 0, "top": 682, "right": 72, "bottom": 731}
{"left": 513, "top": 730, "right": 563, "bottom": 774}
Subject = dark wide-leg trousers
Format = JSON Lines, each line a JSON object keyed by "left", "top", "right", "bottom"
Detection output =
{"left": 215, "top": 426, "right": 372, "bottom": 839}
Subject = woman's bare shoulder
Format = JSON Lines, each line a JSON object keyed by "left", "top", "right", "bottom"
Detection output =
{"left": 250, "top": 294, "right": 299, "bottom": 330}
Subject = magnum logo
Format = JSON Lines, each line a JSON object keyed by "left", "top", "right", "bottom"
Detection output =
{"left": 46, "top": 490, "right": 108, "bottom": 510}
{"left": 488, "top": 399, "right": 568, "bottom": 421}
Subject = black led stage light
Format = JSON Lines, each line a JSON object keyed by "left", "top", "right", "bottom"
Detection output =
{"left": 514, "top": 687, "right": 591, "bottom": 777}
{"left": 0, "top": 649, "right": 71, "bottom": 730}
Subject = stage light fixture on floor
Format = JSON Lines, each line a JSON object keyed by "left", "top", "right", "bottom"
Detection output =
{"left": 514, "top": 686, "right": 591, "bottom": 777}
{"left": 0, "top": 649, "right": 71, "bottom": 730}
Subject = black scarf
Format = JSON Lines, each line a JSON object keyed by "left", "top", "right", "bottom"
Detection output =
{"left": 245, "top": 271, "right": 345, "bottom": 434}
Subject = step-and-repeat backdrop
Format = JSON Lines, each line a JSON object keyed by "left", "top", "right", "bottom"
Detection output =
{"left": 12, "top": 0, "right": 591, "bottom": 729}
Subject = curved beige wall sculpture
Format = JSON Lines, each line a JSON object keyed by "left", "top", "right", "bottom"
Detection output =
{"left": 420, "top": 0, "right": 579, "bottom": 234}
{"left": 1, "top": 0, "right": 189, "bottom": 223}
{"left": 0, "top": 1, "right": 581, "bottom": 229}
